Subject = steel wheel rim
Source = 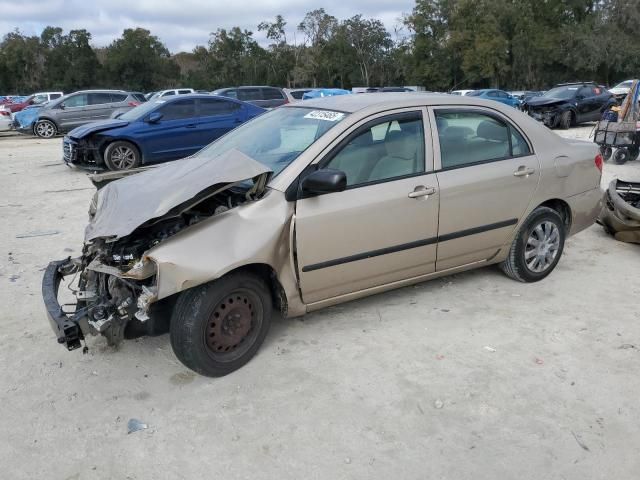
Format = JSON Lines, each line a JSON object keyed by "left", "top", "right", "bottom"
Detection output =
{"left": 36, "top": 121, "right": 54, "bottom": 138}
{"left": 204, "top": 288, "right": 261, "bottom": 362}
{"left": 525, "top": 221, "right": 560, "bottom": 273}
{"left": 110, "top": 146, "right": 136, "bottom": 169}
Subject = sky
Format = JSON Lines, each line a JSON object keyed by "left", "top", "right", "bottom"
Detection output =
{"left": 0, "top": 0, "right": 414, "bottom": 53}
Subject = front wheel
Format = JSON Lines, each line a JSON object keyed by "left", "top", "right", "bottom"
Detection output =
{"left": 170, "top": 272, "right": 272, "bottom": 377}
{"left": 559, "top": 111, "right": 573, "bottom": 130}
{"left": 500, "top": 206, "right": 566, "bottom": 283}
{"left": 34, "top": 119, "right": 57, "bottom": 138}
{"left": 103, "top": 141, "right": 141, "bottom": 170}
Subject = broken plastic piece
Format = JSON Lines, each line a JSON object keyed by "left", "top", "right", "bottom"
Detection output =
{"left": 127, "top": 418, "right": 148, "bottom": 434}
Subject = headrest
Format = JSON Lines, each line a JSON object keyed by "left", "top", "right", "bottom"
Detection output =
{"left": 476, "top": 120, "right": 507, "bottom": 142}
{"left": 385, "top": 129, "right": 417, "bottom": 160}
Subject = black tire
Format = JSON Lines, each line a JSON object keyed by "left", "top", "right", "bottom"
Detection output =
{"left": 559, "top": 110, "right": 573, "bottom": 130}
{"left": 499, "top": 206, "right": 566, "bottom": 283}
{"left": 103, "top": 141, "right": 141, "bottom": 170}
{"left": 600, "top": 146, "right": 613, "bottom": 161}
{"left": 170, "top": 272, "right": 272, "bottom": 377}
{"left": 33, "top": 119, "right": 57, "bottom": 138}
{"left": 628, "top": 145, "right": 639, "bottom": 162}
{"left": 614, "top": 148, "right": 629, "bottom": 165}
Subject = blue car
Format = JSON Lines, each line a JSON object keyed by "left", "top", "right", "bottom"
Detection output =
{"left": 63, "top": 94, "right": 265, "bottom": 170}
{"left": 467, "top": 89, "right": 520, "bottom": 108}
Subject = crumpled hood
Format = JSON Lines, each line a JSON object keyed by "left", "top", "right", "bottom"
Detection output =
{"left": 69, "top": 119, "right": 129, "bottom": 139}
{"left": 526, "top": 96, "right": 566, "bottom": 108}
{"left": 85, "top": 149, "right": 272, "bottom": 242}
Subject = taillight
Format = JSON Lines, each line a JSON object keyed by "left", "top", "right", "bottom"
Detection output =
{"left": 128, "top": 101, "right": 140, "bottom": 107}
{"left": 595, "top": 153, "right": 603, "bottom": 172}
{"left": 0, "top": 110, "right": 9, "bottom": 117}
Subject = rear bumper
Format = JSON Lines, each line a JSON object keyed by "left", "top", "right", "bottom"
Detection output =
{"left": 42, "top": 259, "right": 84, "bottom": 351}
{"left": 567, "top": 187, "right": 604, "bottom": 236}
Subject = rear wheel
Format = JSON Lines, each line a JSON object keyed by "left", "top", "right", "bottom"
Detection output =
{"left": 600, "top": 146, "right": 613, "bottom": 161}
{"left": 628, "top": 145, "right": 639, "bottom": 162}
{"left": 34, "top": 119, "right": 57, "bottom": 138}
{"left": 103, "top": 141, "right": 141, "bottom": 170}
{"left": 170, "top": 272, "right": 272, "bottom": 377}
{"left": 500, "top": 206, "right": 566, "bottom": 283}
{"left": 614, "top": 148, "right": 629, "bottom": 164}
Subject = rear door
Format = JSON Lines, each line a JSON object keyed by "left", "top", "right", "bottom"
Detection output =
{"left": 295, "top": 109, "right": 440, "bottom": 304}
{"left": 87, "top": 92, "right": 114, "bottom": 121}
{"left": 196, "top": 97, "right": 244, "bottom": 148}
{"left": 133, "top": 98, "right": 199, "bottom": 162}
{"left": 432, "top": 107, "right": 540, "bottom": 270}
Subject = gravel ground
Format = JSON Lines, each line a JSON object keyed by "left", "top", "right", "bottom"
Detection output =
{"left": 1, "top": 125, "right": 639, "bottom": 480}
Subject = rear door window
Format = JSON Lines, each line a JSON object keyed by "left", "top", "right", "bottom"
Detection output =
{"left": 238, "top": 88, "right": 263, "bottom": 101}
{"left": 157, "top": 99, "right": 196, "bottom": 120}
{"left": 178, "top": 89, "right": 192, "bottom": 95}
{"left": 262, "top": 88, "right": 284, "bottom": 100}
{"left": 110, "top": 93, "right": 128, "bottom": 103}
{"left": 88, "top": 93, "right": 113, "bottom": 105}
{"left": 63, "top": 94, "right": 88, "bottom": 108}
{"left": 435, "top": 110, "right": 532, "bottom": 169}
{"left": 199, "top": 98, "right": 241, "bottom": 116}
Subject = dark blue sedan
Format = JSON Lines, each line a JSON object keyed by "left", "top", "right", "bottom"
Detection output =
{"left": 62, "top": 94, "right": 265, "bottom": 170}
{"left": 467, "top": 89, "right": 520, "bottom": 108}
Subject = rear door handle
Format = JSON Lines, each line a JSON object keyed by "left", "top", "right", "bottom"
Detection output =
{"left": 408, "top": 186, "right": 437, "bottom": 198}
{"left": 513, "top": 166, "right": 535, "bottom": 177}
{"left": 185, "top": 124, "right": 197, "bottom": 129}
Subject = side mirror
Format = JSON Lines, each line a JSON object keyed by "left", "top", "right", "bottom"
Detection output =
{"left": 58, "top": 103, "right": 66, "bottom": 110}
{"left": 146, "top": 112, "right": 163, "bottom": 123}
{"left": 300, "top": 169, "right": 347, "bottom": 196}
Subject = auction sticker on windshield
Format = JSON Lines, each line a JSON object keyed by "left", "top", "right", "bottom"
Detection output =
{"left": 304, "top": 110, "right": 345, "bottom": 122}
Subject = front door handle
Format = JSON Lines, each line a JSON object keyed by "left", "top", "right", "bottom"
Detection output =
{"left": 513, "top": 166, "right": 535, "bottom": 177}
{"left": 408, "top": 186, "right": 437, "bottom": 198}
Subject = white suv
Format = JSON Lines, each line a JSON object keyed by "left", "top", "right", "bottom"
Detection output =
{"left": 150, "top": 89, "right": 195, "bottom": 100}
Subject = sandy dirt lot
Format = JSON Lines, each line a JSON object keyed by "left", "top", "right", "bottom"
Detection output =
{"left": 1, "top": 125, "right": 639, "bottom": 480}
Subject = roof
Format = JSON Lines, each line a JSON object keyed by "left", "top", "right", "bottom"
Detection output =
{"left": 287, "top": 92, "right": 500, "bottom": 113}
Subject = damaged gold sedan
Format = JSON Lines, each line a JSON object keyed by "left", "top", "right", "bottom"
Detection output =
{"left": 43, "top": 93, "right": 604, "bottom": 376}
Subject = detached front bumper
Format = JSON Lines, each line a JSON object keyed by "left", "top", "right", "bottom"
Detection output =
{"left": 42, "top": 258, "right": 85, "bottom": 351}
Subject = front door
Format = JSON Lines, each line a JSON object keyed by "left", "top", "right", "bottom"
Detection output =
{"left": 134, "top": 98, "right": 200, "bottom": 162}
{"left": 56, "top": 93, "right": 90, "bottom": 129}
{"left": 432, "top": 108, "right": 541, "bottom": 270}
{"left": 295, "top": 110, "right": 440, "bottom": 304}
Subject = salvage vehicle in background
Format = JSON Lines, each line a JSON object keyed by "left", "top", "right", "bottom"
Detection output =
{"left": 525, "top": 82, "right": 615, "bottom": 129}
{"left": 43, "top": 93, "right": 603, "bottom": 376}
{"left": 148, "top": 88, "right": 195, "bottom": 100}
{"left": 283, "top": 88, "right": 314, "bottom": 102}
{"left": 0, "top": 107, "right": 12, "bottom": 131}
{"left": 609, "top": 80, "right": 634, "bottom": 102}
{"left": 450, "top": 89, "right": 474, "bottom": 96}
{"left": 3, "top": 91, "right": 63, "bottom": 113}
{"left": 63, "top": 94, "right": 264, "bottom": 170}
{"left": 467, "top": 89, "right": 520, "bottom": 108}
{"left": 211, "top": 86, "right": 288, "bottom": 108}
{"left": 22, "top": 90, "right": 143, "bottom": 138}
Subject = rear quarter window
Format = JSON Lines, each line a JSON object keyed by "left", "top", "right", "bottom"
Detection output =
{"left": 111, "top": 93, "right": 128, "bottom": 103}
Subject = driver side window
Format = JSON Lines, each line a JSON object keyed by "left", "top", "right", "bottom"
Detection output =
{"left": 325, "top": 113, "right": 425, "bottom": 187}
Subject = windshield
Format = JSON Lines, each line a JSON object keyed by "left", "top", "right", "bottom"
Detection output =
{"left": 118, "top": 100, "right": 165, "bottom": 121}
{"left": 543, "top": 86, "right": 578, "bottom": 100}
{"left": 195, "top": 107, "right": 348, "bottom": 176}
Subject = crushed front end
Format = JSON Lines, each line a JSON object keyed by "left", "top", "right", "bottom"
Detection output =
{"left": 527, "top": 103, "right": 564, "bottom": 127}
{"left": 63, "top": 136, "right": 104, "bottom": 169}
{"left": 42, "top": 239, "right": 162, "bottom": 351}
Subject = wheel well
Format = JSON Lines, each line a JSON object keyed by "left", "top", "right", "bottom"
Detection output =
{"left": 34, "top": 117, "right": 58, "bottom": 131}
{"left": 224, "top": 264, "right": 288, "bottom": 317}
{"left": 539, "top": 199, "right": 572, "bottom": 231}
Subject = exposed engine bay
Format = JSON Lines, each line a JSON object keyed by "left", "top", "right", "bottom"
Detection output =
{"left": 598, "top": 179, "right": 640, "bottom": 244}
{"left": 59, "top": 188, "right": 253, "bottom": 349}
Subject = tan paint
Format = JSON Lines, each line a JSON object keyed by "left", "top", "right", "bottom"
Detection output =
{"left": 136, "top": 93, "right": 602, "bottom": 319}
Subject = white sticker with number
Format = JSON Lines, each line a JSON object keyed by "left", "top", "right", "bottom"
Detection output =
{"left": 304, "top": 110, "right": 345, "bottom": 122}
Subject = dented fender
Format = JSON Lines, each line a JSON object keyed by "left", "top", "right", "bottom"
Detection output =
{"left": 146, "top": 189, "right": 306, "bottom": 317}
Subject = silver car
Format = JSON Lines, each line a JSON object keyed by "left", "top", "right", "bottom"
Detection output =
{"left": 32, "top": 90, "right": 144, "bottom": 138}
{"left": 43, "top": 93, "right": 603, "bottom": 376}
